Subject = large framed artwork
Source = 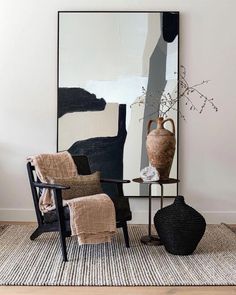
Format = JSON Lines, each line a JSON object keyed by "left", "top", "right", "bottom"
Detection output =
{"left": 57, "top": 11, "right": 179, "bottom": 198}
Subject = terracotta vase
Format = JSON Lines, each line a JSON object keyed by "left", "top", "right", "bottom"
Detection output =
{"left": 146, "top": 117, "right": 176, "bottom": 180}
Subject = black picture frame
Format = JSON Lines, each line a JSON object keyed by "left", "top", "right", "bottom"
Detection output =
{"left": 57, "top": 10, "right": 180, "bottom": 199}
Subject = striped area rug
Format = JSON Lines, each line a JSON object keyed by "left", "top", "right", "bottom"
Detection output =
{"left": 0, "top": 224, "right": 235, "bottom": 286}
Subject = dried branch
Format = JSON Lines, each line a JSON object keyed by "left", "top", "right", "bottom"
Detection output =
{"left": 132, "top": 65, "right": 218, "bottom": 121}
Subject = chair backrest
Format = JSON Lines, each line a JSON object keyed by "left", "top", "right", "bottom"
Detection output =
{"left": 71, "top": 155, "right": 91, "bottom": 175}
{"left": 27, "top": 161, "right": 43, "bottom": 225}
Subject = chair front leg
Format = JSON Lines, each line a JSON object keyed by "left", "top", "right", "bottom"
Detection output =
{"left": 54, "top": 188, "right": 68, "bottom": 262}
{"left": 58, "top": 229, "right": 67, "bottom": 262}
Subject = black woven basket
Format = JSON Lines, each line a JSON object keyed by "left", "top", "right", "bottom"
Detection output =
{"left": 154, "top": 196, "right": 206, "bottom": 255}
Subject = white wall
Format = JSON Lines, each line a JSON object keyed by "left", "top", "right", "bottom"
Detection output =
{"left": 0, "top": 0, "right": 235, "bottom": 224}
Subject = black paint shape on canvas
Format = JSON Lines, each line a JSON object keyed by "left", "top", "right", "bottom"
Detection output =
{"left": 58, "top": 87, "right": 106, "bottom": 118}
{"left": 68, "top": 104, "right": 127, "bottom": 197}
{"left": 162, "top": 12, "right": 179, "bottom": 43}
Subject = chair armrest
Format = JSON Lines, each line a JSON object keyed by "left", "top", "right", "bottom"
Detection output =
{"left": 100, "top": 178, "right": 130, "bottom": 184}
{"left": 32, "top": 182, "right": 70, "bottom": 190}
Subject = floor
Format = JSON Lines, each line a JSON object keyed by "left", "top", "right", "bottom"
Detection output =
{"left": 0, "top": 286, "right": 236, "bottom": 295}
{"left": 0, "top": 222, "right": 235, "bottom": 295}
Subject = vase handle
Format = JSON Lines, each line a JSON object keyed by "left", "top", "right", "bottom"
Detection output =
{"left": 161, "top": 118, "right": 175, "bottom": 135}
{"left": 147, "top": 119, "right": 155, "bottom": 135}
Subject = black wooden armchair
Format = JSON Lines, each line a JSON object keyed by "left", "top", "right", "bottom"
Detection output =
{"left": 27, "top": 155, "right": 132, "bottom": 262}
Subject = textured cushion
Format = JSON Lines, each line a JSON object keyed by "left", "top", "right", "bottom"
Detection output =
{"left": 49, "top": 171, "right": 103, "bottom": 200}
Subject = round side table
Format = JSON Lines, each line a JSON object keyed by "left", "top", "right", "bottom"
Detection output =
{"left": 132, "top": 177, "right": 179, "bottom": 246}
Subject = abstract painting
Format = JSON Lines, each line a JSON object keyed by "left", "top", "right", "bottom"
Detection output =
{"left": 58, "top": 11, "right": 179, "bottom": 197}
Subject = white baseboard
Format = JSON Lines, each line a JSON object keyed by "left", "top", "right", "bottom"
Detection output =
{"left": 201, "top": 211, "right": 236, "bottom": 224}
{"left": 0, "top": 208, "right": 235, "bottom": 224}
{"left": 0, "top": 208, "right": 36, "bottom": 222}
{"left": 128, "top": 210, "right": 236, "bottom": 224}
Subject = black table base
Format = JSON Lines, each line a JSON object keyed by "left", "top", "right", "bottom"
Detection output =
{"left": 132, "top": 177, "right": 179, "bottom": 247}
{"left": 140, "top": 235, "right": 162, "bottom": 246}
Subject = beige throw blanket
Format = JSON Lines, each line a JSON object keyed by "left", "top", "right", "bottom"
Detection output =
{"left": 27, "top": 151, "right": 78, "bottom": 212}
{"left": 27, "top": 152, "right": 116, "bottom": 245}
{"left": 67, "top": 194, "right": 116, "bottom": 244}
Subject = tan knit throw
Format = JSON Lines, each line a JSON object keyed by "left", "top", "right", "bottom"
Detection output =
{"left": 27, "top": 151, "right": 77, "bottom": 212}
{"left": 67, "top": 193, "right": 117, "bottom": 245}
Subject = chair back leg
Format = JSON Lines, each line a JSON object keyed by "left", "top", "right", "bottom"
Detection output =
{"left": 30, "top": 227, "right": 43, "bottom": 241}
